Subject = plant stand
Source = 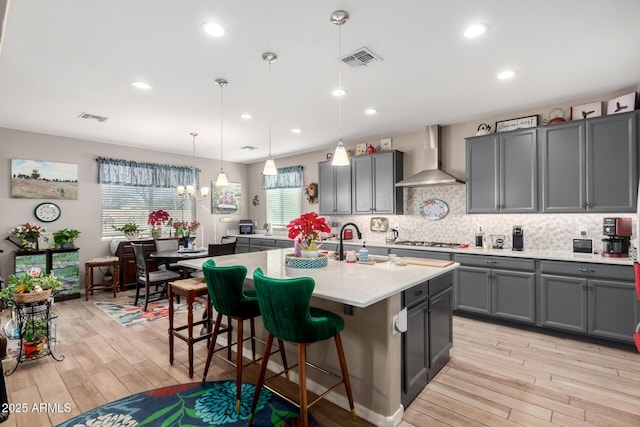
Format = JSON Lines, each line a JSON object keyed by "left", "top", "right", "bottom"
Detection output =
{"left": 5, "top": 299, "right": 64, "bottom": 376}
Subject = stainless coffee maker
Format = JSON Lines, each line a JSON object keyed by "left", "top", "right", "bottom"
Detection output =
{"left": 602, "top": 217, "right": 631, "bottom": 258}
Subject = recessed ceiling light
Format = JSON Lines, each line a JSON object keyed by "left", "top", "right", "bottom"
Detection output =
{"left": 497, "top": 70, "right": 516, "bottom": 80}
{"left": 240, "top": 113, "right": 252, "bottom": 119}
{"left": 332, "top": 88, "right": 346, "bottom": 97}
{"left": 202, "top": 22, "right": 225, "bottom": 37}
{"left": 365, "top": 108, "right": 377, "bottom": 115}
{"left": 464, "top": 24, "right": 488, "bottom": 39}
{"left": 131, "top": 81, "right": 152, "bottom": 90}
{"left": 290, "top": 128, "right": 302, "bottom": 134}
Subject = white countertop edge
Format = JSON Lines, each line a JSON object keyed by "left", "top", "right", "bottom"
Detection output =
{"left": 229, "top": 234, "right": 634, "bottom": 266}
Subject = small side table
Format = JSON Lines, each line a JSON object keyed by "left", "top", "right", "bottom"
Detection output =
{"left": 168, "top": 278, "right": 230, "bottom": 378}
{"left": 84, "top": 256, "right": 120, "bottom": 300}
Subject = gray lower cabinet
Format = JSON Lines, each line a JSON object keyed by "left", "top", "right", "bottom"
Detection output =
{"left": 541, "top": 111, "right": 638, "bottom": 213}
{"left": 351, "top": 150, "right": 403, "bottom": 214}
{"left": 466, "top": 128, "right": 538, "bottom": 214}
{"left": 318, "top": 159, "right": 352, "bottom": 215}
{"left": 454, "top": 254, "right": 536, "bottom": 324}
{"left": 401, "top": 271, "right": 453, "bottom": 408}
{"left": 389, "top": 248, "right": 451, "bottom": 261}
{"left": 236, "top": 237, "right": 250, "bottom": 253}
{"left": 343, "top": 244, "right": 388, "bottom": 256}
{"left": 538, "top": 260, "right": 639, "bottom": 343}
{"left": 248, "top": 238, "right": 277, "bottom": 252}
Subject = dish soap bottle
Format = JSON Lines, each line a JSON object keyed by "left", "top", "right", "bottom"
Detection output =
{"left": 359, "top": 242, "right": 369, "bottom": 263}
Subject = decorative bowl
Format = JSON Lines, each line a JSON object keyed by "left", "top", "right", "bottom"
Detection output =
{"left": 285, "top": 253, "right": 328, "bottom": 269}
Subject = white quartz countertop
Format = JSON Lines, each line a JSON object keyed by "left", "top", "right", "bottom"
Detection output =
{"left": 178, "top": 248, "right": 458, "bottom": 308}
{"left": 230, "top": 234, "right": 634, "bottom": 266}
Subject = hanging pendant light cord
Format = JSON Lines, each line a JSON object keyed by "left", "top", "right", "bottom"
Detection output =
{"left": 337, "top": 23, "right": 343, "bottom": 146}
{"left": 219, "top": 81, "right": 224, "bottom": 172}
{"left": 191, "top": 132, "right": 197, "bottom": 186}
{"left": 268, "top": 58, "right": 273, "bottom": 160}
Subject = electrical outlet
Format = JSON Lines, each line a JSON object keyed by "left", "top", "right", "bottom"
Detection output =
{"left": 580, "top": 226, "right": 588, "bottom": 237}
{"left": 392, "top": 223, "right": 399, "bottom": 231}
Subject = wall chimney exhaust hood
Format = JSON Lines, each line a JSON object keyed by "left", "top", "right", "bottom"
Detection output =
{"left": 395, "top": 125, "right": 465, "bottom": 187}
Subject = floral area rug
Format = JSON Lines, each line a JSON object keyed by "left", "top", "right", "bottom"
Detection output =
{"left": 56, "top": 380, "right": 317, "bottom": 426}
{"left": 95, "top": 298, "right": 204, "bottom": 327}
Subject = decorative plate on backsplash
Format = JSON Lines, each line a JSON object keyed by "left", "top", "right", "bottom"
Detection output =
{"left": 419, "top": 198, "right": 449, "bottom": 220}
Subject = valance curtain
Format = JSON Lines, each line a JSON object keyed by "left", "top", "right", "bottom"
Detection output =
{"left": 96, "top": 157, "right": 199, "bottom": 188}
{"left": 261, "top": 165, "right": 303, "bottom": 190}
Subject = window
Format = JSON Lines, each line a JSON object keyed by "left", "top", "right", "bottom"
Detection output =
{"left": 262, "top": 165, "right": 303, "bottom": 229}
{"left": 101, "top": 184, "right": 193, "bottom": 238}
{"left": 266, "top": 187, "right": 301, "bottom": 228}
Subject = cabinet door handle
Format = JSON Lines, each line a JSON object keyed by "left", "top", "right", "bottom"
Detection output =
{"left": 587, "top": 202, "right": 594, "bottom": 208}
{"left": 581, "top": 202, "right": 587, "bottom": 208}
{"left": 577, "top": 268, "right": 594, "bottom": 273}
{"left": 581, "top": 283, "right": 587, "bottom": 289}
{"left": 485, "top": 260, "right": 497, "bottom": 264}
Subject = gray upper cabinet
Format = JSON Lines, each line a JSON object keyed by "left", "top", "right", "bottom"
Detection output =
{"left": 541, "top": 111, "right": 638, "bottom": 213}
{"left": 351, "top": 150, "right": 403, "bottom": 214}
{"left": 318, "top": 160, "right": 352, "bottom": 215}
{"left": 466, "top": 128, "right": 538, "bottom": 213}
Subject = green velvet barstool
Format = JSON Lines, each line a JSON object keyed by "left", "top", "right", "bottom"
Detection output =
{"left": 248, "top": 268, "right": 356, "bottom": 427}
{"left": 201, "top": 260, "right": 288, "bottom": 414}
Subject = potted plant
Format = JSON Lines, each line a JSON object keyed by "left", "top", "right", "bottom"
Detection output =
{"left": 0, "top": 271, "right": 62, "bottom": 305}
{"left": 8, "top": 223, "right": 46, "bottom": 251}
{"left": 287, "top": 212, "right": 331, "bottom": 258}
{"left": 20, "top": 317, "right": 47, "bottom": 358}
{"left": 148, "top": 209, "right": 170, "bottom": 239}
{"left": 52, "top": 228, "right": 81, "bottom": 249}
{"left": 112, "top": 223, "right": 144, "bottom": 239}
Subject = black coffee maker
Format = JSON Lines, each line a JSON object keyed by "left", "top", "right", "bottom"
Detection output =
{"left": 602, "top": 217, "right": 632, "bottom": 258}
{"left": 512, "top": 225, "right": 524, "bottom": 251}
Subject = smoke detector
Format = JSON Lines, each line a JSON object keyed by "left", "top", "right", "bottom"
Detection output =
{"left": 340, "top": 47, "right": 382, "bottom": 67}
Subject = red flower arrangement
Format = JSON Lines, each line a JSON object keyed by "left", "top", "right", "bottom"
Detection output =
{"left": 172, "top": 220, "right": 200, "bottom": 237}
{"left": 148, "top": 209, "right": 170, "bottom": 227}
{"left": 287, "top": 212, "right": 330, "bottom": 250}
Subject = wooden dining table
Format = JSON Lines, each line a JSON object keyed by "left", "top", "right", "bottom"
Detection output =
{"left": 150, "top": 249, "right": 209, "bottom": 277}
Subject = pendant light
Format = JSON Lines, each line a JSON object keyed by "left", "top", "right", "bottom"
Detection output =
{"left": 330, "top": 10, "right": 350, "bottom": 166}
{"left": 215, "top": 78, "right": 229, "bottom": 186}
{"left": 177, "top": 132, "right": 210, "bottom": 199}
{"left": 262, "top": 52, "right": 278, "bottom": 175}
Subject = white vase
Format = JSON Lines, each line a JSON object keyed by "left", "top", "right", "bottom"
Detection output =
{"left": 300, "top": 249, "right": 320, "bottom": 258}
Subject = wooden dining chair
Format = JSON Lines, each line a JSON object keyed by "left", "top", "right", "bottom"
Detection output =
{"left": 131, "top": 243, "right": 181, "bottom": 311}
{"left": 154, "top": 238, "right": 183, "bottom": 274}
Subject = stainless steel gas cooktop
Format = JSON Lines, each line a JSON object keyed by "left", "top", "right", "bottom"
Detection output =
{"left": 394, "top": 241, "right": 462, "bottom": 248}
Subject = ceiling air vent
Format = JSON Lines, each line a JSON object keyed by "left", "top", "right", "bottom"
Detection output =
{"left": 78, "top": 112, "right": 108, "bottom": 122}
{"left": 340, "top": 47, "right": 382, "bottom": 67}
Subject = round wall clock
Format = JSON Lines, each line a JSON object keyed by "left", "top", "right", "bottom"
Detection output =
{"left": 34, "top": 202, "right": 61, "bottom": 222}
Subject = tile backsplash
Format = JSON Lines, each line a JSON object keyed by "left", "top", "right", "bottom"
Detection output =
{"left": 326, "top": 185, "right": 636, "bottom": 252}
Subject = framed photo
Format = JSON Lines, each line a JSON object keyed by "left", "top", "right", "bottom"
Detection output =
{"left": 356, "top": 142, "right": 367, "bottom": 155}
{"left": 211, "top": 181, "right": 241, "bottom": 215}
{"left": 607, "top": 92, "right": 636, "bottom": 115}
{"left": 38, "top": 232, "right": 54, "bottom": 250}
{"left": 495, "top": 115, "right": 538, "bottom": 133}
{"left": 380, "top": 138, "right": 393, "bottom": 151}
{"left": 11, "top": 159, "right": 78, "bottom": 199}
{"left": 571, "top": 102, "right": 602, "bottom": 120}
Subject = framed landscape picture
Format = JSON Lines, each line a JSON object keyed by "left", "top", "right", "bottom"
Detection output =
{"left": 11, "top": 159, "right": 78, "bottom": 199}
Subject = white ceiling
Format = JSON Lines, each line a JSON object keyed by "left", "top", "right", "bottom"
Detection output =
{"left": 1, "top": 1, "right": 639, "bottom": 164}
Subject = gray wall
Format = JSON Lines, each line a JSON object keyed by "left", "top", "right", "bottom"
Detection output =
{"left": 0, "top": 127, "right": 247, "bottom": 282}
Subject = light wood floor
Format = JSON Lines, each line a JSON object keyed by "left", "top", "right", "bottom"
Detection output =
{"left": 2, "top": 293, "right": 639, "bottom": 426}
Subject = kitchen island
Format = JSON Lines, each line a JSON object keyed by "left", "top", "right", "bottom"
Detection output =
{"left": 179, "top": 248, "right": 458, "bottom": 427}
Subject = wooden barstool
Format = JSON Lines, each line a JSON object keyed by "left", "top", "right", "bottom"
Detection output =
{"left": 168, "top": 277, "right": 232, "bottom": 378}
{"left": 84, "top": 256, "right": 120, "bottom": 300}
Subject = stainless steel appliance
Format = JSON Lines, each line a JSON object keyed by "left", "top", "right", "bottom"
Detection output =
{"left": 394, "top": 240, "right": 462, "bottom": 248}
{"left": 602, "top": 217, "right": 632, "bottom": 258}
{"left": 239, "top": 219, "right": 254, "bottom": 235}
{"left": 512, "top": 226, "right": 524, "bottom": 251}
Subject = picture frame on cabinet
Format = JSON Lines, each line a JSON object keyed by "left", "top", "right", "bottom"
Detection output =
{"left": 380, "top": 138, "right": 393, "bottom": 151}
{"left": 570, "top": 102, "right": 602, "bottom": 120}
{"left": 495, "top": 115, "right": 538, "bottom": 133}
{"left": 607, "top": 92, "right": 637, "bottom": 115}
{"left": 356, "top": 142, "right": 367, "bottom": 155}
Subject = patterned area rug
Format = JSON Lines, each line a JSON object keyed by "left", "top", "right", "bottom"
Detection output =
{"left": 56, "top": 380, "right": 317, "bottom": 426}
{"left": 95, "top": 299, "right": 204, "bottom": 327}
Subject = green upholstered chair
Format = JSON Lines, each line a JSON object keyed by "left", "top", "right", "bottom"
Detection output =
{"left": 248, "top": 268, "right": 355, "bottom": 427}
{"left": 201, "top": 259, "right": 288, "bottom": 413}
